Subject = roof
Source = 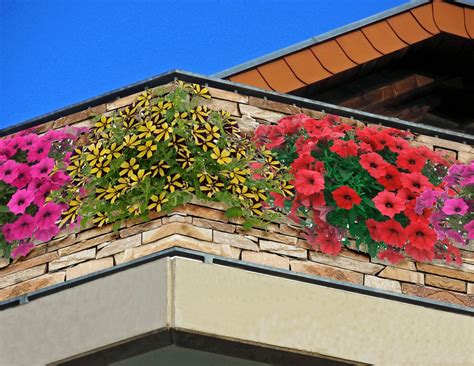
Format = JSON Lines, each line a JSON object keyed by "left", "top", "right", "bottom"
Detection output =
{"left": 215, "top": 0, "right": 474, "bottom": 93}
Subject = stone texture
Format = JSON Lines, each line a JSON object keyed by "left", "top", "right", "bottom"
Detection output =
{"left": 208, "top": 87, "right": 248, "bottom": 103}
{"left": 279, "top": 224, "right": 304, "bottom": 238}
{"left": 119, "top": 218, "right": 162, "bottom": 238}
{"left": 468, "top": 283, "right": 474, "bottom": 295}
{"left": 416, "top": 263, "right": 474, "bottom": 282}
{"left": 290, "top": 260, "right": 363, "bottom": 285}
{"left": 192, "top": 218, "right": 235, "bottom": 233}
{"left": 239, "top": 104, "right": 285, "bottom": 122}
{"left": 402, "top": 284, "right": 474, "bottom": 307}
{"left": 66, "top": 258, "right": 114, "bottom": 280}
{"left": 213, "top": 231, "right": 259, "bottom": 251}
{"left": 415, "top": 135, "right": 473, "bottom": 153}
{"left": 47, "top": 234, "right": 78, "bottom": 252}
{"left": 77, "top": 224, "right": 115, "bottom": 242}
{"left": 53, "top": 104, "right": 106, "bottom": 128}
{"left": 248, "top": 96, "right": 302, "bottom": 115}
{"left": 162, "top": 215, "right": 192, "bottom": 224}
{"left": 0, "top": 272, "right": 65, "bottom": 301}
{"left": 96, "top": 235, "right": 141, "bottom": 259}
{"left": 434, "top": 147, "right": 457, "bottom": 160}
{"left": 106, "top": 91, "right": 143, "bottom": 111}
{"left": 0, "top": 252, "right": 58, "bottom": 277}
{"left": 425, "top": 274, "right": 466, "bottom": 292}
{"left": 115, "top": 234, "right": 240, "bottom": 264}
{"left": 379, "top": 266, "right": 424, "bottom": 284}
{"left": 309, "top": 252, "right": 383, "bottom": 274}
{"left": 58, "top": 232, "right": 119, "bottom": 257}
{"left": 458, "top": 151, "right": 474, "bottom": 163}
{"left": 236, "top": 227, "right": 298, "bottom": 245}
{"left": 260, "top": 240, "right": 307, "bottom": 259}
{"left": 173, "top": 204, "right": 227, "bottom": 222}
{"left": 236, "top": 115, "right": 260, "bottom": 135}
{"left": 241, "top": 251, "right": 289, "bottom": 270}
{"left": 34, "top": 121, "right": 55, "bottom": 134}
{"left": 49, "top": 249, "right": 96, "bottom": 271}
{"left": 142, "top": 223, "right": 212, "bottom": 244}
{"left": 364, "top": 275, "right": 402, "bottom": 293}
{"left": 371, "top": 257, "right": 417, "bottom": 271}
{"left": 0, "top": 259, "right": 8, "bottom": 269}
{"left": 0, "top": 265, "right": 47, "bottom": 289}
{"left": 203, "top": 99, "right": 239, "bottom": 116}
{"left": 300, "top": 108, "right": 326, "bottom": 120}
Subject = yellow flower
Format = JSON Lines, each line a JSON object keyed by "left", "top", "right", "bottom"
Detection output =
{"left": 107, "top": 142, "right": 123, "bottom": 159}
{"left": 96, "top": 187, "right": 107, "bottom": 199}
{"left": 281, "top": 181, "right": 294, "bottom": 197}
{"left": 116, "top": 177, "right": 132, "bottom": 194}
{"left": 137, "top": 121, "right": 157, "bottom": 139}
{"left": 197, "top": 173, "right": 217, "bottom": 185}
{"left": 129, "top": 169, "right": 150, "bottom": 183}
{"left": 137, "top": 140, "right": 157, "bottom": 159}
{"left": 93, "top": 212, "right": 109, "bottom": 227}
{"left": 119, "top": 105, "right": 138, "bottom": 129}
{"left": 104, "top": 186, "right": 121, "bottom": 203}
{"left": 135, "top": 90, "right": 153, "bottom": 108}
{"left": 211, "top": 147, "right": 232, "bottom": 165}
{"left": 151, "top": 101, "right": 171, "bottom": 121}
{"left": 66, "top": 159, "right": 83, "bottom": 177}
{"left": 148, "top": 192, "right": 168, "bottom": 212}
{"left": 203, "top": 122, "right": 220, "bottom": 140}
{"left": 164, "top": 174, "right": 184, "bottom": 193}
{"left": 168, "top": 135, "right": 187, "bottom": 151}
{"left": 120, "top": 158, "right": 139, "bottom": 177}
{"left": 155, "top": 122, "right": 173, "bottom": 142}
{"left": 173, "top": 111, "right": 188, "bottom": 121}
{"left": 94, "top": 115, "right": 113, "bottom": 133}
{"left": 123, "top": 134, "right": 141, "bottom": 149}
{"left": 59, "top": 198, "right": 81, "bottom": 227}
{"left": 190, "top": 106, "right": 210, "bottom": 123}
{"left": 90, "top": 158, "right": 111, "bottom": 178}
{"left": 250, "top": 201, "right": 264, "bottom": 216}
{"left": 191, "top": 84, "right": 211, "bottom": 99}
{"left": 226, "top": 168, "right": 248, "bottom": 184}
{"left": 128, "top": 203, "right": 142, "bottom": 216}
{"left": 176, "top": 151, "right": 195, "bottom": 169}
{"left": 151, "top": 160, "right": 170, "bottom": 177}
{"left": 86, "top": 142, "right": 103, "bottom": 167}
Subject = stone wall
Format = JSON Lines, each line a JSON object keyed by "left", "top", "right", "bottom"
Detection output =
{"left": 0, "top": 82, "right": 473, "bottom": 307}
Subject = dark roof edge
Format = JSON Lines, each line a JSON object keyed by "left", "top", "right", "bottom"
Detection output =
{"left": 1, "top": 69, "right": 473, "bottom": 144}
{"left": 212, "top": 0, "right": 430, "bottom": 78}
{"left": 451, "top": 0, "right": 474, "bottom": 7}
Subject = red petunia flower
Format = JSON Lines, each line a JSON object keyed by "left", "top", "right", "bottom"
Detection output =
{"left": 373, "top": 190, "right": 405, "bottom": 218}
{"left": 359, "top": 153, "right": 388, "bottom": 178}
{"left": 400, "top": 172, "right": 432, "bottom": 194}
{"left": 378, "top": 219, "right": 406, "bottom": 247}
{"left": 329, "top": 139, "right": 358, "bottom": 158}
{"left": 332, "top": 186, "right": 361, "bottom": 210}
{"left": 376, "top": 165, "right": 401, "bottom": 191}
{"left": 387, "top": 137, "right": 409, "bottom": 154}
{"left": 366, "top": 218, "right": 382, "bottom": 242}
{"left": 397, "top": 149, "right": 426, "bottom": 172}
{"left": 404, "top": 243, "right": 435, "bottom": 262}
{"left": 369, "top": 131, "right": 393, "bottom": 151}
{"left": 378, "top": 248, "right": 405, "bottom": 264}
{"left": 294, "top": 169, "right": 325, "bottom": 196}
{"left": 299, "top": 191, "right": 326, "bottom": 208}
{"left": 316, "top": 231, "right": 342, "bottom": 256}
{"left": 291, "top": 153, "right": 316, "bottom": 173}
{"left": 406, "top": 220, "right": 437, "bottom": 250}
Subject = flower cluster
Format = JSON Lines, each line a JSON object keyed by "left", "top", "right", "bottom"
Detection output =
{"left": 0, "top": 127, "right": 81, "bottom": 258}
{"left": 66, "top": 81, "right": 286, "bottom": 230}
{"left": 415, "top": 161, "right": 473, "bottom": 262}
{"left": 255, "top": 113, "right": 454, "bottom": 263}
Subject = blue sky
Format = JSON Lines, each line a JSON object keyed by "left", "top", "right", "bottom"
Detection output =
{"left": 0, "top": 0, "right": 408, "bottom": 129}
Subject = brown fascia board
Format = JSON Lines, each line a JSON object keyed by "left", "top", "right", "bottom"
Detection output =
{"left": 218, "top": 1, "right": 473, "bottom": 93}
{"left": 1, "top": 69, "right": 474, "bottom": 144}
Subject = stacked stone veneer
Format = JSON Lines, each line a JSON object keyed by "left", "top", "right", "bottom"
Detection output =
{"left": 0, "top": 83, "right": 473, "bottom": 307}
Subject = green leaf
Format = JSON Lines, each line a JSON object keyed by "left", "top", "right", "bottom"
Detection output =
{"left": 225, "top": 207, "right": 244, "bottom": 218}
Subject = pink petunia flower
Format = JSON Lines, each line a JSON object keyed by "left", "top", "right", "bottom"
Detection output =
{"left": 464, "top": 220, "right": 474, "bottom": 240}
{"left": 2, "top": 223, "right": 17, "bottom": 243}
{"left": 10, "top": 163, "right": 31, "bottom": 189}
{"left": 27, "top": 140, "right": 51, "bottom": 162}
{"left": 7, "top": 189, "right": 35, "bottom": 215}
{"left": 50, "top": 170, "right": 70, "bottom": 187}
{"left": 18, "top": 134, "right": 38, "bottom": 151}
{"left": 442, "top": 198, "right": 468, "bottom": 216}
{"left": 0, "top": 160, "right": 20, "bottom": 184}
{"left": 32, "top": 181, "right": 53, "bottom": 206}
{"left": 35, "top": 202, "right": 62, "bottom": 228}
{"left": 11, "top": 242, "right": 35, "bottom": 259}
{"left": 30, "top": 158, "right": 54, "bottom": 179}
{"left": 35, "top": 225, "right": 59, "bottom": 242}
{"left": 11, "top": 214, "right": 35, "bottom": 241}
